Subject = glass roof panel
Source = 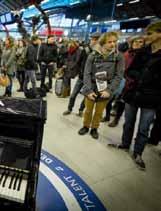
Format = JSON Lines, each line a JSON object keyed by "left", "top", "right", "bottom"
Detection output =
{"left": 22, "top": 0, "right": 87, "bottom": 18}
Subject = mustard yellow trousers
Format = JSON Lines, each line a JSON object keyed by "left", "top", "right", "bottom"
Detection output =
{"left": 83, "top": 97, "right": 108, "bottom": 129}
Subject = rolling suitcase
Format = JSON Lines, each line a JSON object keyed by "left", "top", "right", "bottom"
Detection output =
{"left": 55, "top": 78, "right": 64, "bottom": 96}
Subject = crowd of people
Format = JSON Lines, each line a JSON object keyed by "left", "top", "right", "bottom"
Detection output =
{"left": 0, "top": 20, "right": 161, "bottom": 170}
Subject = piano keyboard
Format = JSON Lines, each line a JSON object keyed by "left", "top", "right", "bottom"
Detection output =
{"left": 0, "top": 165, "right": 29, "bottom": 203}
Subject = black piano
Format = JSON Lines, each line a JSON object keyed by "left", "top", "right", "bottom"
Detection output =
{"left": 0, "top": 97, "right": 47, "bottom": 211}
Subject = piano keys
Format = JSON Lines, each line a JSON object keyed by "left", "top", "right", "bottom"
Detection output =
{"left": 0, "top": 165, "right": 28, "bottom": 203}
{"left": 0, "top": 98, "right": 47, "bottom": 211}
{"left": 0, "top": 136, "right": 32, "bottom": 204}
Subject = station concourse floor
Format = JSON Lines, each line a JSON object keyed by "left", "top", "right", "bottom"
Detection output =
{"left": 5, "top": 78, "right": 161, "bottom": 211}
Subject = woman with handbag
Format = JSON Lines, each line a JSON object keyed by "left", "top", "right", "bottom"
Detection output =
{"left": 1, "top": 36, "right": 16, "bottom": 97}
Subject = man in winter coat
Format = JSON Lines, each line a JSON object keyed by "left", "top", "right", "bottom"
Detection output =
{"left": 39, "top": 35, "right": 58, "bottom": 92}
{"left": 63, "top": 32, "right": 101, "bottom": 116}
{"left": 78, "top": 32, "right": 125, "bottom": 139}
{"left": 23, "top": 35, "right": 40, "bottom": 95}
{"left": 61, "top": 40, "right": 82, "bottom": 97}
{"left": 115, "top": 21, "right": 161, "bottom": 170}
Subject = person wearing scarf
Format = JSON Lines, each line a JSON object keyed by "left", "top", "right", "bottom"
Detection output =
{"left": 78, "top": 32, "right": 124, "bottom": 139}
{"left": 61, "top": 41, "right": 82, "bottom": 97}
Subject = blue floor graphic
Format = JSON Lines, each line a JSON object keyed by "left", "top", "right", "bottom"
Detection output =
{"left": 36, "top": 149, "right": 107, "bottom": 211}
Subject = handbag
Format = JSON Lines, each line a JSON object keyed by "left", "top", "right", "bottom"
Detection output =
{"left": 0, "top": 74, "right": 10, "bottom": 87}
{"left": 55, "top": 67, "right": 65, "bottom": 79}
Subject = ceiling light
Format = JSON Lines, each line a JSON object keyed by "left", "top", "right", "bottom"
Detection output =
{"left": 128, "top": 17, "right": 139, "bottom": 20}
{"left": 104, "top": 20, "right": 117, "bottom": 23}
{"left": 86, "top": 14, "right": 92, "bottom": 21}
{"left": 129, "top": 0, "right": 140, "bottom": 4}
{"left": 116, "top": 3, "right": 123, "bottom": 7}
{"left": 145, "top": 16, "right": 155, "bottom": 18}
{"left": 70, "top": 0, "right": 80, "bottom": 5}
{"left": 42, "top": 0, "right": 50, "bottom": 3}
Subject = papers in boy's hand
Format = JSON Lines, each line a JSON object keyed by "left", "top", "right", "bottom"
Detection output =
{"left": 95, "top": 71, "right": 107, "bottom": 92}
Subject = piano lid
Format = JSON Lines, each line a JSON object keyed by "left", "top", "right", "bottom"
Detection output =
{"left": 0, "top": 97, "right": 47, "bottom": 121}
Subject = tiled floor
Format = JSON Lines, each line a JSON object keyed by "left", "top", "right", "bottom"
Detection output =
{"left": 11, "top": 79, "right": 161, "bottom": 211}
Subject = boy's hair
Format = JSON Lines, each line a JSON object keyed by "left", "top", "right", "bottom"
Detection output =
{"left": 146, "top": 21, "right": 161, "bottom": 33}
{"left": 99, "top": 31, "right": 118, "bottom": 46}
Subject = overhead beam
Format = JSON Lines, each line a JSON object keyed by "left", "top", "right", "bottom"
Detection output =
{"left": 3, "top": 1, "right": 16, "bottom": 10}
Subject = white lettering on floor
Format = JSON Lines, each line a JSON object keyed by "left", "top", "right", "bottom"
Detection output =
{"left": 64, "top": 176, "right": 96, "bottom": 210}
{"left": 40, "top": 153, "right": 98, "bottom": 210}
{"left": 41, "top": 153, "right": 53, "bottom": 165}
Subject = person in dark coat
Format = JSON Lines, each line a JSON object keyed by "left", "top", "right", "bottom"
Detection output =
{"left": 63, "top": 32, "right": 101, "bottom": 116}
{"left": 39, "top": 35, "right": 58, "bottom": 92}
{"left": 23, "top": 35, "right": 39, "bottom": 95}
{"left": 57, "top": 40, "right": 68, "bottom": 69}
{"left": 107, "top": 37, "right": 144, "bottom": 127}
{"left": 16, "top": 39, "right": 27, "bottom": 92}
{"left": 62, "top": 40, "right": 82, "bottom": 97}
{"left": 114, "top": 21, "right": 161, "bottom": 170}
{"left": 145, "top": 22, "right": 161, "bottom": 147}
{"left": 148, "top": 107, "right": 161, "bottom": 145}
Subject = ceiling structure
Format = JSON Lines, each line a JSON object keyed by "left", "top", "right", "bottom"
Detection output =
{"left": 0, "top": 0, "right": 87, "bottom": 16}
{"left": 0, "top": 0, "right": 160, "bottom": 22}
{"left": 115, "top": 0, "right": 155, "bottom": 20}
{"left": 64, "top": 0, "right": 160, "bottom": 20}
{"left": 0, "top": 0, "right": 32, "bottom": 15}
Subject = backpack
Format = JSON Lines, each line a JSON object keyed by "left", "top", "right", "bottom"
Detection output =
{"left": 24, "top": 88, "right": 37, "bottom": 99}
{"left": 24, "top": 87, "right": 46, "bottom": 99}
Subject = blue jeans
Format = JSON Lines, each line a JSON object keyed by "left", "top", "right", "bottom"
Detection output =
{"left": 24, "top": 70, "right": 36, "bottom": 93}
{"left": 40, "top": 63, "right": 54, "bottom": 89}
{"left": 122, "top": 103, "right": 155, "bottom": 155}
{"left": 68, "top": 78, "right": 84, "bottom": 111}
{"left": 5, "top": 75, "right": 13, "bottom": 95}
